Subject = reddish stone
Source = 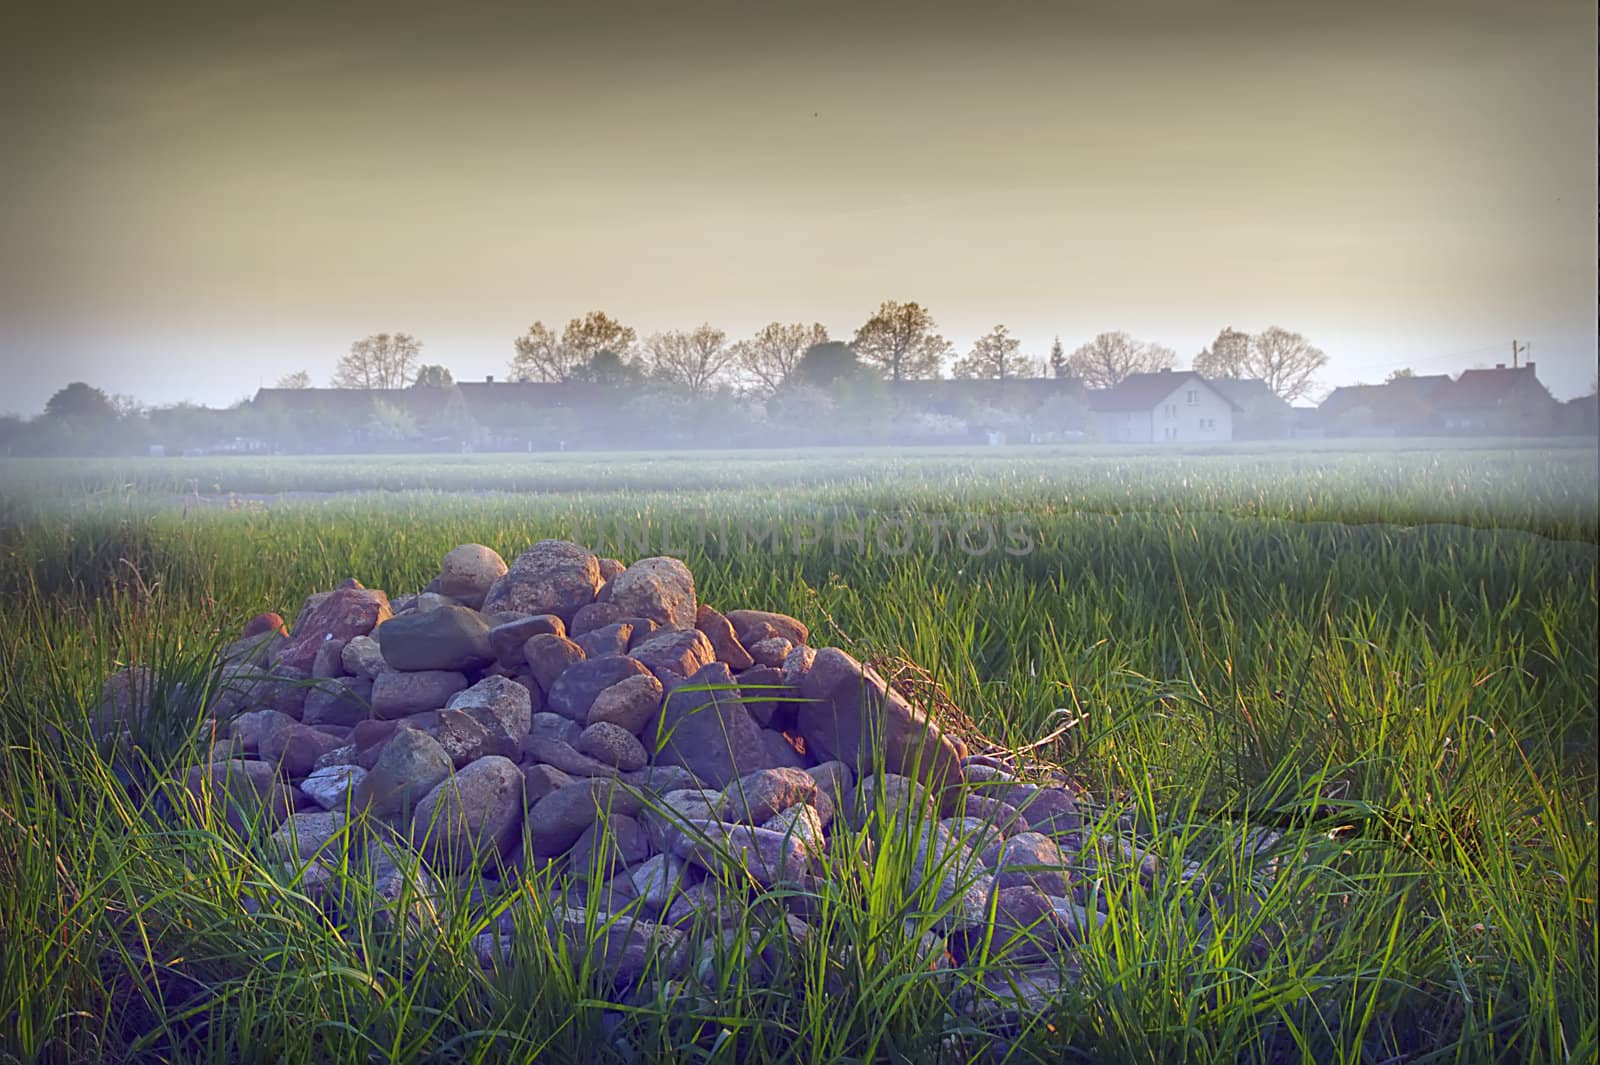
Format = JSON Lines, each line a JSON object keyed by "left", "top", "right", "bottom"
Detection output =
{"left": 276, "top": 587, "right": 392, "bottom": 672}
{"left": 243, "top": 612, "right": 288, "bottom": 639}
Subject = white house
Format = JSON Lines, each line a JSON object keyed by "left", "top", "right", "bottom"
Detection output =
{"left": 1087, "top": 370, "right": 1240, "bottom": 443}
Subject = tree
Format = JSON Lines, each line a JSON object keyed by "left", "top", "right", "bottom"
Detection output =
{"left": 366, "top": 399, "right": 418, "bottom": 442}
{"left": 850, "top": 301, "right": 951, "bottom": 381}
{"left": 733, "top": 321, "right": 830, "bottom": 393}
{"left": 509, "top": 321, "right": 575, "bottom": 382}
{"left": 332, "top": 333, "right": 421, "bottom": 389}
{"left": 1386, "top": 367, "right": 1416, "bottom": 382}
{"left": 44, "top": 382, "right": 116, "bottom": 420}
{"left": 1245, "top": 327, "right": 1328, "bottom": 402}
{"left": 1066, "top": 332, "right": 1176, "bottom": 389}
{"left": 1048, "top": 336, "right": 1067, "bottom": 379}
{"left": 951, "top": 324, "right": 1032, "bottom": 381}
{"left": 791, "top": 341, "right": 872, "bottom": 390}
{"left": 1192, "top": 327, "right": 1252, "bottom": 378}
{"left": 645, "top": 324, "right": 738, "bottom": 397}
{"left": 276, "top": 370, "right": 311, "bottom": 389}
{"left": 571, "top": 348, "right": 648, "bottom": 389}
{"left": 413, "top": 364, "right": 454, "bottom": 388}
{"left": 563, "top": 311, "right": 637, "bottom": 364}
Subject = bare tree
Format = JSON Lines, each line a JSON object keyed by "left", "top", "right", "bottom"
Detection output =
{"left": 1048, "top": 336, "right": 1067, "bottom": 379}
{"left": 645, "top": 324, "right": 738, "bottom": 397}
{"left": 1066, "top": 332, "right": 1175, "bottom": 389}
{"left": 951, "top": 324, "right": 1033, "bottom": 380}
{"left": 413, "top": 364, "right": 454, "bottom": 387}
{"left": 510, "top": 321, "right": 577, "bottom": 382}
{"left": 276, "top": 370, "right": 311, "bottom": 389}
{"left": 850, "top": 301, "right": 951, "bottom": 381}
{"left": 1245, "top": 327, "right": 1328, "bottom": 402}
{"left": 1192, "top": 327, "right": 1252, "bottom": 378}
{"left": 1386, "top": 367, "right": 1416, "bottom": 382}
{"left": 332, "top": 333, "right": 422, "bottom": 389}
{"left": 733, "top": 321, "right": 830, "bottom": 393}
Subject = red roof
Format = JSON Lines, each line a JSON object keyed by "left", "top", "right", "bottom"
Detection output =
{"left": 1435, "top": 365, "right": 1552, "bottom": 410}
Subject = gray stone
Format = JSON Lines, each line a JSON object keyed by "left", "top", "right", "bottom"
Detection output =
{"left": 340, "top": 635, "right": 387, "bottom": 679}
{"left": 747, "top": 637, "right": 794, "bottom": 669}
{"left": 908, "top": 820, "right": 994, "bottom": 931}
{"left": 378, "top": 605, "right": 494, "bottom": 672}
{"left": 575, "top": 621, "right": 634, "bottom": 659}
{"left": 301, "top": 675, "right": 373, "bottom": 727}
{"left": 621, "top": 764, "right": 702, "bottom": 797}
{"left": 797, "top": 648, "right": 962, "bottom": 792}
{"left": 525, "top": 778, "right": 647, "bottom": 857}
{"left": 352, "top": 727, "right": 453, "bottom": 819}
{"left": 488, "top": 614, "right": 565, "bottom": 667}
{"left": 546, "top": 655, "right": 654, "bottom": 722}
{"left": 429, "top": 708, "right": 518, "bottom": 768}
{"left": 608, "top": 556, "right": 697, "bottom": 630}
{"left": 549, "top": 908, "right": 687, "bottom": 985}
{"left": 718, "top": 767, "right": 818, "bottom": 825}
{"left": 780, "top": 644, "right": 816, "bottom": 687}
{"left": 629, "top": 628, "right": 715, "bottom": 682}
{"left": 370, "top": 670, "right": 468, "bottom": 720}
{"left": 626, "top": 853, "right": 692, "bottom": 911}
{"left": 410, "top": 755, "right": 524, "bottom": 871}
{"left": 576, "top": 721, "right": 648, "bottom": 771}
{"left": 276, "top": 587, "right": 393, "bottom": 673}
{"left": 228, "top": 708, "right": 298, "bottom": 753}
{"left": 806, "top": 760, "right": 855, "bottom": 817}
{"left": 523, "top": 633, "right": 586, "bottom": 693}
{"left": 311, "top": 743, "right": 358, "bottom": 772}
{"left": 301, "top": 764, "right": 368, "bottom": 810}
{"left": 259, "top": 720, "right": 346, "bottom": 778}
{"left": 666, "top": 820, "right": 811, "bottom": 887}
{"left": 570, "top": 814, "right": 651, "bottom": 880}
{"left": 183, "top": 759, "right": 294, "bottom": 833}
{"left": 760, "top": 803, "right": 826, "bottom": 853}
{"left": 438, "top": 543, "right": 508, "bottom": 610}
{"left": 481, "top": 540, "right": 603, "bottom": 622}
{"left": 311, "top": 638, "right": 348, "bottom": 679}
{"left": 521, "top": 762, "right": 575, "bottom": 805}
{"left": 649, "top": 662, "right": 769, "bottom": 790}
{"left": 522, "top": 732, "right": 623, "bottom": 778}
{"left": 759, "top": 729, "right": 807, "bottom": 770}
{"left": 725, "top": 610, "right": 809, "bottom": 649}
{"left": 445, "top": 675, "right": 533, "bottom": 740}
{"left": 735, "top": 665, "right": 791, "bottom": 728}
{"left": 639, "top": 787, "right": 721, "bottom": 851}
{"left": 586, "top": 673, "right": 665, "bottom": 735}
{"left": 570, "top": 601, "right": 626, "bottom": 636}
{"left": 270, "top": 810, "right": 346, "bottom": 862}
{"left": 983, "top": 832, "right": 1071, "bottom": 896}
{"left": 694, "top": 605, "right": 753, "bottom": 670}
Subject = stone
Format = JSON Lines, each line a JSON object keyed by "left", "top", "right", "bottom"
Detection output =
{"left": 488, "top": 614, "right": 565, "bottom": 667}
{"left": 666, "top": 820, "right": 811, "bottom": 888}
{"left": 523, "top": 633, "right": 587, "bottom": 693}
{"left": 411, "top": 755, "right": 524, "bottom": 871}
{"left": 597, "top": 557, "right": 626, "bottom": 582}
{"left": 270, "top": 810, "right": 346, "bottom": 863}
{"left": 694, "top": 605, "right": 753, "bottom": 670}
{"left": 725, "top": 610, "right": 809, "bottom": 649}
{"left": 621, "top": 764, "right": 702, "bottom": 797}
{"left": 852, "top": 772, "right": 930, "bottom": 830}
{"left": 259, "top": 720, "right": 346, "bottom": 778}
{"left": 626, "top": 853, "right": 692, "bottom": 911}
{"left": 311, "top": 743, "right": 358, "bottom": 771}
{"left": 718, "top": 767, "right": 818, "bottom": 825}
{"left": 747, "top": 637, "right": 794, "bottom": 669}
{"left": 243, "top": 611, "right": 288, "bottom": 639}
{"left": 797, "top": 648, "right": 962, "bottom": 792}
{"left": 947, "top": 794, "right": 1030, "bottom": 836}
{"left": 377, "top": 605, "right": 494, "bottom": 672}
{"left": 301, "top": 675, "right": 373, "bottom": 727}
{"left": 438, "top": 543, "right": 508, "bottom": 610}
{"left": 546, "top": 655, "right": 653, "bottom": 722}
{"left": 521, "top": 762, "right": 575, "bottom": 804}
{"left": 352, "top": 727, "right": 453, "bottom": 819}
{"left": 481, "top": 540, "right": 603, "bottom": 622}
{"left": 522, "top": 731, "right": 622, "bottom": 778}
{"left": 301, "top": 764, "right": 367, "bottom": 810}
{"left": 735, "top": 665, "right": 791, "bottom": 728}
{"left": 340, "top": 635, "right": 387, "bottom": 679}
{"left": 370, "top": 670, "right": 468, "bottom": 719}
{"left": 276, "top": 586, "right": 392, "bottom": 672}
{"left": 228, "top": 708, "right": 298, "bottom": 753}
{"left": 907, "top": 820, "right": 994, "bottom": 931}
{"left": 983, "top": 832, "right": 1071, "bottom": 896}
{"left": 569, "top": 814, "right": 651, "bottom": 880}
{"left": 1004, "top": 785, "right": 1082, "bottom": 838}
{"left": 369, "top": 849, "right": 440, "bottom": 932}
{"left": 780, "top": 644, "right": 816, "bottom": 687}
{"left": 576, "top": 721, "right": 648, "bottom": 771}
{"left": 351, "top": 718, "right": 398, "bottom": 751}
{"left": 430, "top": 708, "right": 518, "bottom": 768}
{"left": 575, "top": 621, "right": 634, "bottom": 659}
{"left": 759, "top": 729, "right": 807, "bottom": 770}
{"left": 760, "top": 803, "right": 826, "bottom": 853}
{"left": 943, "top": 816, "right": 1006, "bottom": 859}
{"left": 526, "top": 778, "right": 647, "bottom": 857}
{"left": 608, "top": 556, "right": 697, "bottom": 630}
{"left": 549, "top": 908, "right": 687, "bottom": 986}
{"left": 184, "top": 759, "right": 294, "bottom": 833}
{"left": 586, "top": 673, "right": 665, "bottom": 735}
{"left": 570, "top": 601, "right": 627, "bottom": 636}
{"left": 649, "top": 663, "right": 769, "bottom": 790}
{"left": 639, "top": 787, "right": 721, "bottom": 850}
{"left": 445, "top": 675, "right": 533, "bottom": 741}
{"left": 806, "top": 760, "right": 855, "bottom": 815}
{"left": 629, "top": 628, "right": 715, "bottom": 682}
{"left": 311, "top": 638, "right": 348, "bottom": 679}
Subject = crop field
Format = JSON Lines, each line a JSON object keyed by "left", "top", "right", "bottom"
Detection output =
{"left": 1, "top": 442, "right": 1596, "bottom": 1063}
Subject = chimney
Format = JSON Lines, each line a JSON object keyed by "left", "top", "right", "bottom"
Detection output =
{"left": 486, "top": 374, "right": 495, "bottom": 384}
{"left": 1158, "top": 367, "right": 1171, "bottom": 373}
{"left": 1525, "top": 361, "right": 1536, "bottom": 373}
{"left": 1495, "top": 363, "right": 1505, "bottom": 370}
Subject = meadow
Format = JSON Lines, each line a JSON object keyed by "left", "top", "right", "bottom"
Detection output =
{"left": 0, "top": 442, "right": 1595, "bottom": 1063}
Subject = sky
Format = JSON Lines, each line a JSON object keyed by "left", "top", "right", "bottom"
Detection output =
{"left": 1, "top": 0, "right": 1595, "bottom": 415}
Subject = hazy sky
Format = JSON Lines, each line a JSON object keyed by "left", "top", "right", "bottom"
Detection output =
{"left": 2, "top": 1, "right": 1594, "bottom": 414}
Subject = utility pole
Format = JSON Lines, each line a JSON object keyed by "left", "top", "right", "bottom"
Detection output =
{"left": 1511, "top": 339, "right": 1529, "bottom": 368}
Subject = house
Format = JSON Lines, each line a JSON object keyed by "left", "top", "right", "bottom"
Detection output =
{"left": 1087, "top": 370, "right": 1239, "bottom": 443}
{"left": 1316, "top": 375, "right": 1453, "bottom": 437}
{"left": 1206, "top": 378, "right": 1293, "bottom": 439}
{"left": 1434, "top": 362, "right": 1560, "bottom": 435}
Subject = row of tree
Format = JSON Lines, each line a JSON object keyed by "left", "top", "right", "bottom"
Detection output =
{"left": 275, "top": 303, "right": 1330, "bottom": 402}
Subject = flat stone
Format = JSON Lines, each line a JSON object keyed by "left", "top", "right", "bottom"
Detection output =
{"left": 575, "top": 721, "right": 648, "bottom": 771}
{"left": 521, "top": 762, "right": 575, "bottom": 804}
{"left": 546, "top": 654, "right": 654, "bottom": 722}
{"left": 488, "top": 614, "right": 565, "bottom": 667}
{"left": 410, "top": 754, "right": 524, "bottom": 871}
{"left": 370, "top": 670, "right": 468, "bottom": 720}
{"left": 301, "top": 764, "right": 368, "bottom": 810}
{"left": 586, "top": 673, "right": 665, "bottom": 735}
{"left": 378, "top": 605, "right": 495, "bottom": 672}
{"left": 626, "top": 853, "right": 692, "bottom": 911}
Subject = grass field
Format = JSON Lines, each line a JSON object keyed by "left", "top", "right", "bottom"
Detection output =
{"left": 1, "top": 443, "right": 1596, "bottom": 1063}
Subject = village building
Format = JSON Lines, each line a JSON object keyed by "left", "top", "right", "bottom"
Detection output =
{"left": 1087, "top": 370, "right": 1240, "bottom": 443}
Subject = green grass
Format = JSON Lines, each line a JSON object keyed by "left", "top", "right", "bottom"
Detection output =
{"left": 1, "top": 445, "right": 1595, "bottom": 1063}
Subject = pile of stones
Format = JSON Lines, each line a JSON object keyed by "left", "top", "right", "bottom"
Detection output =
{"left": 99, "top": 539, "right": 1270, "bottom": 1028}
